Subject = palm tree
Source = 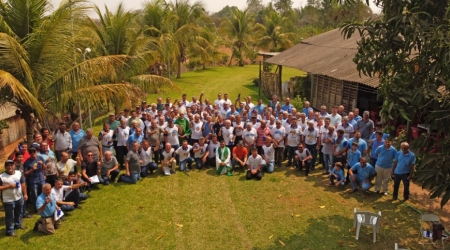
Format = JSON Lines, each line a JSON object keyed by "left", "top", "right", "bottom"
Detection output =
{"left": 142, "top": 0, "right": 212, "bottom": 78}
{"left": 255, "top": 10, "right": 295, "bottom": 52}
{"left": 219, "top": 8, "right": 254, "bottom": 67}
{"left": 0, "top": 0, "right": 170, "bottom": 144}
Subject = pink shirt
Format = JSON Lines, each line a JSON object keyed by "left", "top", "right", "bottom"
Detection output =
{"left": 256, "top": 127, "right": 271, "bottom": 147}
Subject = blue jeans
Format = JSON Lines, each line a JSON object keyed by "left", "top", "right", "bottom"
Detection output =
{"left": 195, "top": 158, "right": 205, "bottom": 169}
{"left": 306, "top": 144, "right": 317, "bottom": 168}
{"left": 393, "top": 173, "right": 410, "bottom": 200}
{"left": 141, "top": 162, "right": 158, "bottom": 177}
{"left": 263, "top": 160, "right": 275, "bottom": 173}
{"left": 286, "top": 146, "right": 297, "bottom": 166}
{"left": 60, "top": 204, "right": 75, "bottom": 212}
{"left": 29, "top": 182, "right": 44, "bottom": 206}
{"left": 3, "top": 198, "right": 23, "bottom": 234}
{"left": 179, "top": 157, "right": 194, "bottom": 171}
{"left": 122, "top": 172, "right": 140, "bottom": 184}
{"left": 323, "top": 153, "right": 333, "bottom": 173}
{"left": 100, "top": 169, "right": 120, "bottom": 185}
{"left": 350, "top": 174, "right": 371, "bottom": 191}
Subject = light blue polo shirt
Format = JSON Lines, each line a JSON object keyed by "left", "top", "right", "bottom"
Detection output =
{"left": 127, "top": 133, "right": 144, "bottom": 149}
{"left": 69, "top": 129, "right": 86, "bottom": 152}
{"left": 36, "top": 193, "right": 57, "bottom": 217}
{"left": 370, "top": 139, "right": 384, "bottom": 158}
{"left": 394, "top": 150, "right": 416, "bottom": 175}
{"left": 375, "top": 146, "right": 397, "bottom": 168}
{"left": 348, "top": 149, "right": 362, "bottom": 168}
{"left": 347, "top": 138, "right": 367, "bottom": 153}
{"left": 351, "top": 163, "right": 376, "bottom": 180}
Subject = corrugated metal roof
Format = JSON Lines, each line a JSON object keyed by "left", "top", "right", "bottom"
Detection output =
{"left": 265, "top": 28, "right": 379, "bottom": 88}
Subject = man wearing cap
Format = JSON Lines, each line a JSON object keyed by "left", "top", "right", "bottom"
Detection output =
{"left": 216, "top": 140, "right": 232, "bottom": 176}
{"left": 24, "top": 147, "right": 46, "bottom": 206}
{"left": 0, "top": 159, "right": 28, "bottom": 237}
{"left": 232, "top": 141, "right": 248, "bottom": 172}
{"left": 356, "top": 111, "right": 374, "bottom": 143}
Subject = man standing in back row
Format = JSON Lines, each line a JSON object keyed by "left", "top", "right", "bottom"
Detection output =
{"left": 391, "top": 142, "right": 416, "bottom": 202}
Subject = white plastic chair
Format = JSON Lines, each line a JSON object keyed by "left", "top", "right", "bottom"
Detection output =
{"left": 353, "top": 208, "right": 382, "bottom": 243}
{"left": 418, "top": 214, "right": 445, "bottom": 249}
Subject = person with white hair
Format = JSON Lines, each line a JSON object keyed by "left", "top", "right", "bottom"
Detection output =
{"left": 356, "top": 111, "right": 374, "bottom": 143}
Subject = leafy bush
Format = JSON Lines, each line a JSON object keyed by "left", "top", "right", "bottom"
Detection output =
{"left": 290, "top": 95, "right": 306, "bottom": 111}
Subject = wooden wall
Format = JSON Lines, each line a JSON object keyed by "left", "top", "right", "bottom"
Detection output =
{"left": 1, "top": 115, "right": 26, "bottom": 146}
{"left": 311, "top": 74, "right": 358, "bottom": 113}
{"left": 261, "top": 71, "right": 280, "bottom": 100}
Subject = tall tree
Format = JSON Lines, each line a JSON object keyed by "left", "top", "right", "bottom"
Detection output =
{"left": 255, "top": 10, "right": 295, "bottom": 51}
{"left": 220, "top": 8, "right": 254, "bottom": 67}
{"left": 341, "top": 0, "right": 450, "bottom": 206}
{"left": 0, "top": 0, "right": 168, "bottom": 143}
{"left": 272, "top": 0, "right": 293, "bottom": 15}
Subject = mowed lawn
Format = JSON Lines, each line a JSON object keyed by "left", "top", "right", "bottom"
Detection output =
{"left": 0, "top": 65, "right": 424, "bottom": 249}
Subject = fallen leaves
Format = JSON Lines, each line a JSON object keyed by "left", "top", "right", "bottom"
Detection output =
{"left": 277, "top": 195, "right": 283, "bottom": 198}
{"left": 319, "top": 206, "right": 326, "bottom": 209}
{"left": 348, "top": 242, "right": 357, "bottom": 247}
{"left": 269, "top": 235, "right": 273, "bottom": 239}
{"left": 175, "top": 223, "right": 184, "bottom": 228}
{"left": 279, "top": 240, "right": 285, "bottom": 246}
{"left": 156, "top": 233, "right": 167, "bottom": 241}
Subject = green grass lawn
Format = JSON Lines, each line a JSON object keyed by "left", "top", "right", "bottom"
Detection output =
{"left": 0, "top": 65, "right": 427, "bottom": 249}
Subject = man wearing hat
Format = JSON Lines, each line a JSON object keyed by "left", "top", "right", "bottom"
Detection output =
{"left": 24, "top": 147, "right": 46, "bottom": 206}
{"left": 0, "top": 159, "right": 28, "bottom": 236}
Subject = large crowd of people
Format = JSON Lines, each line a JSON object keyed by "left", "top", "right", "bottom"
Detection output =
{"left": 0, "top": 92, "right": 416, "bottom": 237}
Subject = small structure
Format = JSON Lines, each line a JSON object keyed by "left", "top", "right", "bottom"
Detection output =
{"left": 0, "top": 103, "right": 26, "bottom": 157}
{"left": 265, "top": 28, "right": 379, "bottom": 113}
{"left": 257, "top": 52, "right": 281, "bottom": 99}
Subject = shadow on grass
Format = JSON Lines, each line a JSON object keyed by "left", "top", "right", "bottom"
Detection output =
{"left": 253, "top": 215, "right": 355, "bottom": 249}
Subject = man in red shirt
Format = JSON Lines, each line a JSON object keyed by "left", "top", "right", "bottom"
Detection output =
{"left": 256, "top": 120, "right": 271, "bottom": 155}
{"left": 232, "top": 141, "right": 248, "bottom": 172}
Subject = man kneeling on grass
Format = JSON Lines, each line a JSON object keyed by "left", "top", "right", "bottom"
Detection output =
{"left": 34, "top": 184, "right": 62, "bottom": 234}
{"left": 348, "top": 157, "right": 377, "bottom": 193}
{"left": 329, "top": 162, "right": 345, "bottom": 187}
{"left": 118, "top": 141, "right": 142, "bottom": 184}
{"left": 216, "top": 140, "right": 233, "bottom": 176}
{"left": 246, "top": 147, "right": 263, "bottom": 180}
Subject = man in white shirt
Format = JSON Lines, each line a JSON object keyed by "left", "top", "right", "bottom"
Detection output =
{"left": 193, "top": 137, "right": 209, "bottom": 169}
{"left": 286, "top": 118, "right": 302, "bottom": 167}
{"left": 206, "top": 135, "right": 220, "bottom": 168}
{"left": 261, "top": 137, "right": 277, "bottom": 173}
{"left": 175, "top": 140, "right": 194, "bottom": 172}
{"left": 242, "top": 123, "right": 257, "bottom": 153}
{"left": 140, "top": 141, "right": 159, "bottom": 176}
{"left": 161, "top": 143, "right": 176, "bottom": 175}
{"left": 51, "top": 178, "right": 85, "bottom": 212}
{"left": 53, "top": 122, "right": 72, "bottom": 161}
{"left": 57, "top": 152, "right": 81, "bottom": 177}
{"left": 329, "top": 106, "right": 342, "bottom": 127}
{"left": 246, "top": 147, "right": 263, "bottom": 180}
{"left": 214, "top": 93, "right": 225, "bottom": 110}
{"left": 294, "top": 144, "right": 313, "bottom": 176}
{"left": 336, "top": 116, "right": 354, "bottom": 140}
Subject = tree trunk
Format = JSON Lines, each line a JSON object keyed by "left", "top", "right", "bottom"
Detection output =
{"left": 21, "top": 107, "right": 35, "bottom": 147}
{"left": 228, "top": 53, "right": 234, "bottom": 66}
{"left": 177, "top": 57, "right": 182, "bottom": 79}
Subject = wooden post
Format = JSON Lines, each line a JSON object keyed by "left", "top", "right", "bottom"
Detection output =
{"left": 259, "top": 61, "right": 262, "bottom": 97}
{"left": 279, "top": 65, "right": 283, "bottom": 100}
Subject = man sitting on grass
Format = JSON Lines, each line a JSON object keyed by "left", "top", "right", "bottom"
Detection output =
{"left": 246, "top": 147, "right": 263, "bottom": 180}
{"left": 98, "top": 151, "right": 120, "bottom": 185}
{"left": 261, "top": 137, "right": 277, "bottom": 173}
{"left": 348, "top": 157, "right": 377, "bottom": 193}
{"left": 329, "top": 162, "right": 345, "bottom": 187}
{"left": 51, "top": 178, "right": 85, "bottom": 212}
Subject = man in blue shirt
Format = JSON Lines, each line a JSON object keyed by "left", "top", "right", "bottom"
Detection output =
{"left": 302, "top": 101, "right": 313, "bottom": 119}
{"left": 281, "top": 98, "right": 293, "bottom": 113}
{"left": 24, "top": 147, "right": 46, "bottom": 206}
{"left": 347, "top": 131, "right": 367, "bottom": 157}
{"left": 349, "top": 157, "right": 377, "bottom": 193}
{"left": 253, "top": 99, "right": 265, "bottom": 115}
{"left": 34, "top": 184, "right": 61, "bottom": 234}
{"left": 126, "top": 127, "right": 144, "bottom": 151}
{"left": 374, "top": 138, "right": 397, "bottom": 195}
{"left": 69, "top": 122, "right": 85, "bottom": 160}
{"left": 391, "top": 142, "right": 416, "bottom": 201}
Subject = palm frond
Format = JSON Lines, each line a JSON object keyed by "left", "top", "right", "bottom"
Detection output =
{"left": 130, "top": 74, "right": 178, "bottom": 93}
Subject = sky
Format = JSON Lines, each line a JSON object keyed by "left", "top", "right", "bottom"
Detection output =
{"left": 50, "top": 0, "right": 381, "bottom": 15}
